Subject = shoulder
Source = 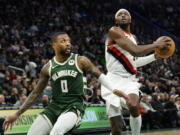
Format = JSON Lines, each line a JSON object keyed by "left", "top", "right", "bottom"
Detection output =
{"left": 77, "top": 55, "right": 89, "bottom": 63}
{"left": 109, "top": 26, "right": 124, "bottom": 32}
{"left": 77, "top": 56, "right": 86, "bottom": 72}
{"left": 132, "top": 34, "right": 136, "bottom": 38}
{"left": 77, "top": 55, "right": 92, "bottom": 72}
{"left": 132, "top": 34, "right": 139, "bottom": 44}
{"left": 109, "top": 26, "right": 125, "bottom": 38}
{"left": 41, "top": 61, "right": 51, "bottom": 77}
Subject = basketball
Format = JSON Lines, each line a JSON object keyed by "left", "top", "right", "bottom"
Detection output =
{"left": 155, "top": 36, "right": 175, "bottom": 58}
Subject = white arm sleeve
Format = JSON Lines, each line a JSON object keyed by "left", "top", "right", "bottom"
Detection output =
{"left": 135, "top": 54, "right": 156, "bottom": 68}
{"left": 98, "top": 74, "right": 115, "bottom": 92}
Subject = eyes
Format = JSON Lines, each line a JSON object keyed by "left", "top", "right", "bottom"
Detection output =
{"left": 61, "top": 39, "right": 65, "bottom": 43}
{"left": 118, "top": 12, "right": 129, "bottom": 17}
{"left": 60, "top": 38, "right": 71, "bottom": 44}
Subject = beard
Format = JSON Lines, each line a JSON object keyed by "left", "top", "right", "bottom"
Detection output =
{"left": 116, "top": 22, "right": 129, "bottom": 27}
{"left": 59, "top": 50, "right": 71, "bottom": 57}
{"left": 116, "top": 22, "right": 130, "bottom": 31}
{"left": 119, "top": 23, "right": 129, "bottom": 29}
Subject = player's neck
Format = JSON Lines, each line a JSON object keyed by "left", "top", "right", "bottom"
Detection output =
{"left": 55, "top": 54, "right": 71, "bottom": 63}
{"left": 119, "top": 24, "right": 130, "bottom": 33}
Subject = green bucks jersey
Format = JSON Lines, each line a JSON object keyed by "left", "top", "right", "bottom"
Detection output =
{"left": 49, "top": 53, "right": 85, "bottom": 103}
{"left": 41, "top": 53, "right": 86, "bottom": 125}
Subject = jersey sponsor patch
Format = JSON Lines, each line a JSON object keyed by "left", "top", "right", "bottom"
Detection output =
{"left": 69, "top": 60, "right": 75, "bottom": 65}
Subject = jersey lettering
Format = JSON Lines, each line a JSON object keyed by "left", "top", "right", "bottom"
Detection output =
{"left": 52, "top": 70, "right": 78, "bottom": 81}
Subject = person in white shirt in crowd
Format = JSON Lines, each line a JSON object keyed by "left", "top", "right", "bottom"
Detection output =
{"left": 25, "top": 59, "right": 37, "bottom": 78}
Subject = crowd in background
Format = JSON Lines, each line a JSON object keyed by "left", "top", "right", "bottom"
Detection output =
{"left": 0, "top": 0, "right": 180, "bottom": 130}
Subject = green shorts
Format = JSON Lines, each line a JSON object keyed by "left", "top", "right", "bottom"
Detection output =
{"left": 41, "top": 101, "right": 85, "bottom": 128}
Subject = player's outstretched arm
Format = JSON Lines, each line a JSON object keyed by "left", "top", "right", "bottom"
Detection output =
{"left": 3, "top": 63, "right": 50, "bottom": 131}
{"left": 77, "top": 56, "right": 129, "bottom": 101}
{"left": 109, "top": 27, "right": 171, "bottom": 56}
{"left": 77, "top": 56, "right": 101, "bottom": 78}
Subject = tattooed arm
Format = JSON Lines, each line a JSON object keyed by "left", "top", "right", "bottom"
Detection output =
{"left": 3, "top": 63, "right": 50, "bottom": 130}
{"left": 17, "top": 63, "right": 49, "bottom": 115}
{"left": 77, "top": 56, "right": 129, "bottom": 100}
{"left": 78, "top": 56, "right": 101, "bottom": 78}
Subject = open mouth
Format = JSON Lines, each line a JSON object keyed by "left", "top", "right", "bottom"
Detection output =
{"left": 66, "top": 48, "right": 71, "bottom": 52}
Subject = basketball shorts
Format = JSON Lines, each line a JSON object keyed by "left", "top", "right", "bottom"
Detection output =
{"left": 41, "top": 102, "right": 85, "bottom": 128}
{"left": 101, "top": 72, "right": 141, "bottom": 118}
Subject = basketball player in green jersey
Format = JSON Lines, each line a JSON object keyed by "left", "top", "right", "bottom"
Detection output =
{"left": 3, "top": 32, "right": 128, "bottom": 135}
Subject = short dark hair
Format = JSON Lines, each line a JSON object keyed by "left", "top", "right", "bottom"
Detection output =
{"left": 49, "top": 32, "right": 67, "bottom": 45}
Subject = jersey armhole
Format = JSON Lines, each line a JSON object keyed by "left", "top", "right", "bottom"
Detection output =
{"left": 75, "top": 54, "right": 83, "bottom": 74}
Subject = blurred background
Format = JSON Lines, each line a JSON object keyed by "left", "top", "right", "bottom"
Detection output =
{"left": 0, "top": 0, "right": 180, "bottom": 133}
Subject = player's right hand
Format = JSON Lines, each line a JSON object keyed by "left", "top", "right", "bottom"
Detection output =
{"left": 3, "top": 113, "right": 19, "bottom": 131}
{"left": 154, "top": 36, "right": 171, "bottom": 49}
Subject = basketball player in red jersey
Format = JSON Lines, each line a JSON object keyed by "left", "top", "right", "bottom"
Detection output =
{"left": 101, "top": 9, "right": 171, "bottom": 135}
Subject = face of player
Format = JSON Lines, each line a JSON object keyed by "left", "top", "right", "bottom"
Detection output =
{"left": 53, "top": 34, "right": 71, "bottom": 57}
{"left": 115, "top": 10, "right": 131, "bottom": 25}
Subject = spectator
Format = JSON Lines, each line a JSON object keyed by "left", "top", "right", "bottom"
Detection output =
{"left": 1, "top": 80, "right": 11, "bottom": 92}
{"left": 159, "top": 93, "right": 166, "bottom": 105}
{"left": 164, "top": 92, "right": 170, "bottom": 103}
{"left": 140, "top": 94, "right": 159, "bottom": 129}
{"left": 11, "top": 79, "right": 22, "bottom": 91}
{"left": 10, "top": 88, "right": 19, "bottom": 104}
{"left": 0, "top": 95, "right": 6, "bottom": 107}
{"left": 84, "top": 88, "right": 93, "bottom": 104}
{"left": 42, "top": 94, "right": 49, "bottom": 107}
{"left": 9, "top": 70, "right": 17, "bottom": 81}
{"left": 85, "top": 94, "right": 89, "bottom": 103}
{"left": 3, "top": 70, "right": 10, "bottom": 81}
{"left": 22, "top": 79, "right": 30, "bottom": 90}
{"left": 21, "top": 88, "right": 28, "bottom": 96}
{"left": 164, "top": 95, "right": 178, "bottom": 127}
{"left": 25, "top": 59, "right": 37, "bottom": 78}
{"left": 1, "top": 89, "right": 11, "bottom": 105}
{"left": 150, "top": 94, "right": 164, "bottom": 128}
{"left": 14, "top": 95, "right": 27, "bottom": 107}
{"left": 91, "top": 89, "right": 105, "bottom": 105}
{"left": 43, "top": 86, "right": 52, "bottom": 99}
{"left": 175, "top": 96, "right": 180, "bottom": 126}
{"left": 169, "top": 87, "right": 177, "bottom": 96}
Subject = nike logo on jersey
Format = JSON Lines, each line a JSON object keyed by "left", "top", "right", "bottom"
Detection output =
{"left": 52, "top": 65, "right": 58, "bottom": 69}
